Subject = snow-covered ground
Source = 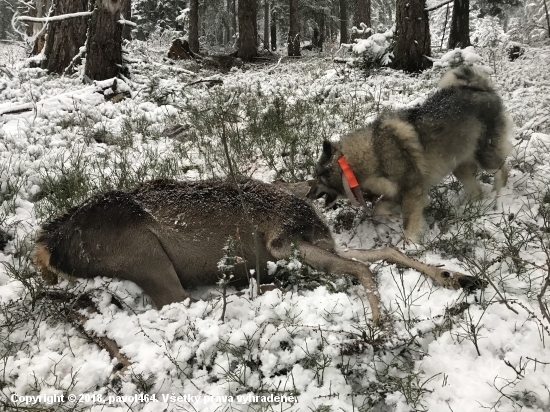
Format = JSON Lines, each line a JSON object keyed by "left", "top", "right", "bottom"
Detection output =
{"left": 1, "top": 41, "right": 549, "bottom": 412}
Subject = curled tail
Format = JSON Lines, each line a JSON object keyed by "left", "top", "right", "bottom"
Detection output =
{"left": 438, "top": 65, "right": 494, "bottom": 91}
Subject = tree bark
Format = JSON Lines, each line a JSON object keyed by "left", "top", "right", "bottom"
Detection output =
{"left": 288, "top": 0, "right": 300, "bottom": 56}
{"left": 122, "top": 0, "right": 131, "bottom": 40}
{"left": 270, "top": 8, "right": 277, "bottom": 50}
{"left": 238, "top": 0, "right": 258, "bottom": 60}
{"left": 542, "top": 0, "right": 550, "bottom": 38}
{"left": 225, "top": 0, "right": 231, "bottom": 44}
{"left": 32, "top": 0, "right": 52, "bottom": 55}
{"left": 263, "top": 0, "right": 269, "bottom": 50}
{"left": 447, "top": 0, "right": 470, "bottom": 49}
{"left": 441, "top": 4, "right": 450, "bottom": 49}
{"left": 394, "top": 0, "right": 432, "bottom": 72}
{"left": 353, "top": 0, "right": 371, "bottom": 39}
{"left": 339, "top": 0, "right": 348, "bottom": 43}
{"left": 318, "top": 12, "right": 325, "bottom": 50}
{"left": 85, "top": 0, "right": 124, "bottom": 81}
{"left": 232, "top": 0, "right": 237, "bottom": 37}
{"left": 189, "top": 0, "right": 199, "bottom": 53}
{"left": 43, "top": 0, "right": 88, "bottom": 74}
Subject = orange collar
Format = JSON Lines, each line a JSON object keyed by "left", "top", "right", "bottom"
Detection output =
{"left": 337, "top": 156, "right": 381, "bottom": 209}
{"left": 337, "top": 156, "right": 360, "bottom": 189}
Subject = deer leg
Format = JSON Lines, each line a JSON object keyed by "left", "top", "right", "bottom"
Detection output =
{"left": 123, "top": 229, "right": 194, "bottom": 308}
{"left": 267, "top": 240, "right": 381, "bottom": 323}
{"left": 338, "top": 248, "right": 483, "bottom": 291}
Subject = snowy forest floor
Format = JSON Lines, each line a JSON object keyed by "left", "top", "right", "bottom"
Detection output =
{"left": 1, "top": 41, "right": 550, "bottom": 412}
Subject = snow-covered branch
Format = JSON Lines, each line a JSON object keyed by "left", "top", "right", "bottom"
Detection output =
{"left": 118, "top": 13, "right": 136, "bottom": 27}
{"left": 352, "top": 22, "right": 372, "bottom": 35}
{"left": 17, "top": 11, "right": 92, "bottom": 23}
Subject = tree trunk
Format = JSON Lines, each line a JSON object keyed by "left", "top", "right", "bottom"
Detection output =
{"left": 270, "top": 9, "right": 277, "bottom": 50}
{"left": 85, "top": 0, "right": 124, "bottom": 81}
{"left": 288, "top": 0, "right": 300, "bottom": 56}
{"left": 238, "top": 0, "right": 257, "bottom": 60}
{"left": 42, "top": 0, "right": 88, "bottom": 74}
{"left": 312, "top": 26, "right": 319, "bottom": 47}
{"left": 542, "top": 0, "right": 550, "bottom": 38}
{"left": 339, "top": 0, "right": 348, "bottom": 43}
{"left": 32, "top": 0, "right": 52, "bottom": 55}
{"left": 353, "top": 0, "right": 371, "bottom": 39}
{"left": 122, "top": 0, "right": 131, "bottom": 40}
{"left": 447, "top": 0, "right": 470, "bottom": 49}
{"left": 225, "top": 0, "right": 231, "bottom": 44}
{"left": 253, "top": 2, "right": 259, "bottom": 47}
{"left": 189, "top": 0, "right": 199, "bottom": 53}
{"left": 440, "top": 4, "right": 450, "bottom": 49}
{"left": 232, "top": 0, "right": 237, "bottom": 37}
{"left": 394, "top": 0, "right": 432, "bottom": 72}
{"left": 263, "top": 0, "right": 269, "bottom": 50}
{"left": 318, "top": 12, "right": 325, "bottom": 50}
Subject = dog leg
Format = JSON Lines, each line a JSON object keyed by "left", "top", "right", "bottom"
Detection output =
{"left": 267, "top": 240, "right": 381, "bottom": 323}
{"left": 374, "top": 199, "right": 400, "bottom": 217}
{"left": 401, "top": 190, "right": 427, "bottom": 242}
{"left": 453, "top": 161, "right": 482, "bottom": 198}
{"left": 492, "top": 163, "right": 509, "bottom": 194}
{"left": 338, "top": 248, "right": 483, "bottom": 291}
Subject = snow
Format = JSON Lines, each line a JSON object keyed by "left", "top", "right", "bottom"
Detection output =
{"left": 434, "top": 46, "right": 484, "bottom": 67}
{"left": 1, "top": 40, "right": 549, "bottom": 412}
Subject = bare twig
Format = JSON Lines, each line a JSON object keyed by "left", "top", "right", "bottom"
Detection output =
{"left": 219, "top": 97, "right": 261, "bottom": 297}
{"left": 537, "top": 261, "right": 550, "bottom": 325}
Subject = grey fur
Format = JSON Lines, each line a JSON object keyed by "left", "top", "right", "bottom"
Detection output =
{"left": 34, "top": 178, "right": 481, "bottom": 323}
{"left": 309, "top": 66, "right": 513, "bottom": 241}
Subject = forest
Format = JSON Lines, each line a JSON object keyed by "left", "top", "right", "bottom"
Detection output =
{"left": 0, "top": 0, "right": 549, "bottom": 411}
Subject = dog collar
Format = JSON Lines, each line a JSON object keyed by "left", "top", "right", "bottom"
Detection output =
{"left": 337, "top": 156, "right": 360, "bottom": 189}
{"left": 337, "top": 156, "right": 370, "bottom": 209}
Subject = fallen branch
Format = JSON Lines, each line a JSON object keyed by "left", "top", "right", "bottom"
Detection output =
{"left": 17, "top": 11, "right": 92, "bottom": 23}
{"left": 68, "top": 307, "right": 132, "bottom": 373}
{"left": 42, "top": 291, "right": 131, "bottom": 373}
{"left": 0, "top": 78, "right": 130, "bottom": 117}
{"left": 184, "top": 78, "right": 223, "bottom": 88}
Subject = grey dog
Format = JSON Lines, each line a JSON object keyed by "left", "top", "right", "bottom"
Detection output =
{"left": 308, "top": 66, "right": 513, "bottom": 241}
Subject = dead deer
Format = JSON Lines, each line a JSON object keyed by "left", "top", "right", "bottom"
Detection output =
{"left": 34, "top": 178, "right": 480, "bottom": 323}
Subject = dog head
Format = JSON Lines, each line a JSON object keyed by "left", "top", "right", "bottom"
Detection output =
{"left": 307, "top": 141, "right": 345, "bottom": 207}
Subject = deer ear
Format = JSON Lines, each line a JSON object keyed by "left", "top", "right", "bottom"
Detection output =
{"left": 322, "top": 140, "right": 335, "bottom": 157}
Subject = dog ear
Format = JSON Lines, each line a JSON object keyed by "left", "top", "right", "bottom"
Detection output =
{"left": 322, "top": 141, "right": 335, "bottom": 157}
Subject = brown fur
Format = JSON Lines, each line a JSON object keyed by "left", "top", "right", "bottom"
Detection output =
{"left": 34, "top": 178, "right": 482, "bottom": 323}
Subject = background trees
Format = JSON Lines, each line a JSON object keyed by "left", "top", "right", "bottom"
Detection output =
{"left": 85, "top": 0, "right": 130, "bottom": 80}
{"left": 448, "top": 0, "right": 471, "bottom": 48}
{"left": 189, "top": 0, "right": 199, "bottom": 52}
{"left": 288, "top": 0, "right": 301, "bottom": 56}
{"left": 238, "top": 0, "right": 258, "bottom": 59}
{"left": 8, "top": 0, "right": 549, "bottom": 74}
{"left": 353, "top": 0, "right": 372, "bottom": 38}
{"left": 394, "top": 0, "right": 432, "bottom": 71}
{"left": 0, "top": 0, "right": 17, "bottom": 40}
{"left": 42, "top": 0, "right": 88, "bottom": 74}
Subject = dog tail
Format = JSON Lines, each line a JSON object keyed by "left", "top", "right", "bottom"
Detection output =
{"left": 438, "top": 65, "right": 493, "bottom": 91}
